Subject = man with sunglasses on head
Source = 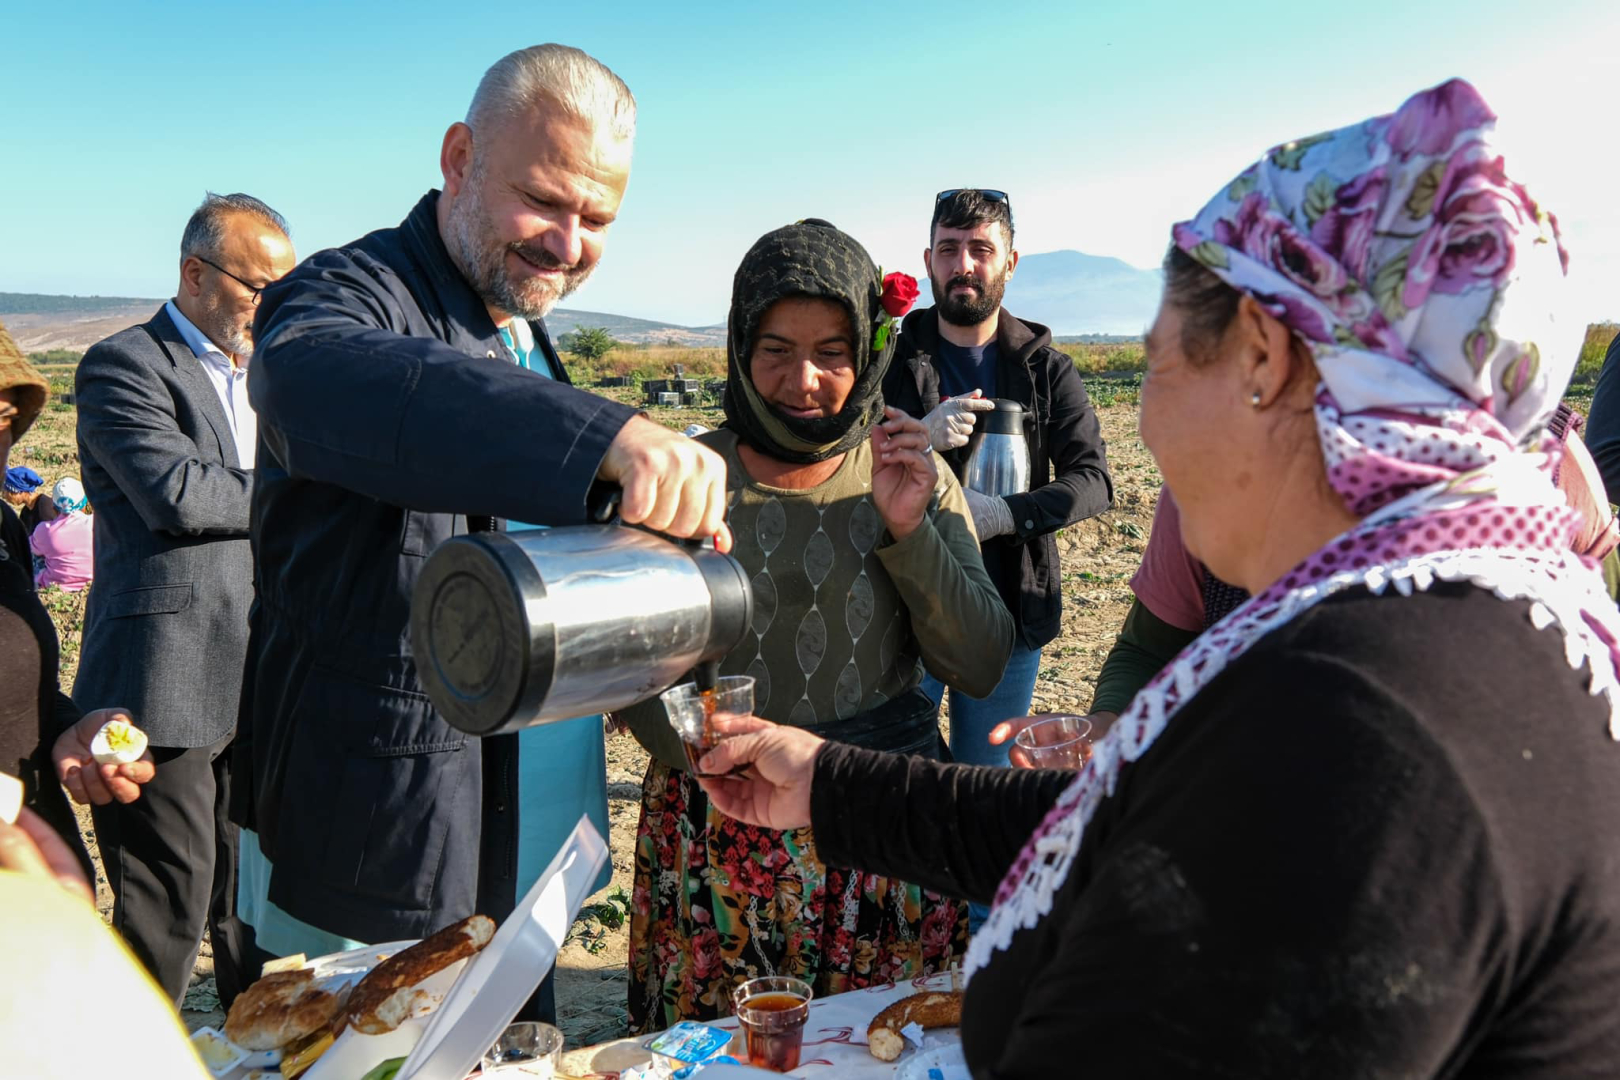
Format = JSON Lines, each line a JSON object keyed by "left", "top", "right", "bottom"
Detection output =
{"left": 885, "top": 189, "right": 1113, "bottom": 920}
{"left": 73, "top": 192, "right": 295, "bottom": 1009}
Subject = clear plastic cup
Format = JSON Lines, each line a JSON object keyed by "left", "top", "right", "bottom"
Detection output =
{"left": 731, "top": 975, "right": 813, "bottom": 1072}
{"left": 1013, "top": 714, "right": 1094, "bottom": 770}
{"left": 481, "top": 1020, "right": 564, "bottom": 1076}
{"left": 661, "top": 675, "right": 755, "bottom": 777}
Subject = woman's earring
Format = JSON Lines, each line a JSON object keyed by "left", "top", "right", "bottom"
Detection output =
{"left": 1251, "top": 390, "right": 1263, "bottom": 408}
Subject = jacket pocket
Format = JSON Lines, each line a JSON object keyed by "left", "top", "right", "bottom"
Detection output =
{"left": 281, "top": 665, "right": 471, "bottom": 912}
{"left": 100, "top": 583, "right": 193, "bottom": 618}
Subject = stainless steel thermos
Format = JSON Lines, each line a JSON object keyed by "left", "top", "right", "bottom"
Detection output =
{"left": 411, "top": 518, "right": 753, "bottom": 737}
{"left": 962, "top": 399, "right": 1031, "bottom": 496}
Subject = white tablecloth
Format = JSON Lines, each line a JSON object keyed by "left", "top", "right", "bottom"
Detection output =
{"left": 560, "top": 972, "right": 961, "bottom": 1078}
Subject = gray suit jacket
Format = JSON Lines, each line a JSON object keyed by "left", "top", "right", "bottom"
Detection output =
{"left": 73, "top": 306, "right": 254, "bottom": 747}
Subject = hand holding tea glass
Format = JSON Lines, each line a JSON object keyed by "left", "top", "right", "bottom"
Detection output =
{"left": 661, "top": 675, "right": 757, "bottom": 778}
{"left": 989, "top": 713, "right": 1095, "bottom": 770}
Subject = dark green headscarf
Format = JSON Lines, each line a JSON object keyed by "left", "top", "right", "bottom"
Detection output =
{"left": 722, "top": 219, "right": 895, "bottom": 463}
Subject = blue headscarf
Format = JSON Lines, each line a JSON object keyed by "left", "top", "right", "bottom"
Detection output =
{"left": 4, "top": 466, "right": 43, "bottom": 494}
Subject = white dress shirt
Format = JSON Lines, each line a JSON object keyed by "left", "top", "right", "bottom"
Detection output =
{"left": 164, "top": 300, "right": 256, "bottom": 468}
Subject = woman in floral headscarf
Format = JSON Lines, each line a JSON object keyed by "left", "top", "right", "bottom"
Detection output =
{"left": 694, "top": 81, "right": 1620, "bottom": 1076}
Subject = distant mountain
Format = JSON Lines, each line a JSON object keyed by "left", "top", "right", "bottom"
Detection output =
{"left": 542, "top": 308, "right": 724, "bottom": 347}
{"left": 0, "top": 292, "right": 727, "bottom": 352}
{"left": 0, "top": 292, "right": 159, "bottom": 316}
{"left": 1000, "top": 250, "right": 1162, "bottom": 336}
{"left": 2, "top": 251, "right": 1161, "bottom": 350}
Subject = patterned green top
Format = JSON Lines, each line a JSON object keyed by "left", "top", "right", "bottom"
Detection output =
{"left": 627, "top": 429, "right": 1013, "bottom": 769}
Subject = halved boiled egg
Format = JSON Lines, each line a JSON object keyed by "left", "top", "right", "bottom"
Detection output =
{"left": 90, "top": 718, "right": 149, "bottom": 766}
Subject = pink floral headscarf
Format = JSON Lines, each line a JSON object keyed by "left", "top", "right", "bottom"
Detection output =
{"left": 966, "top": 79, "right": 1620, "bottom": 982}
{"left": 1172, "top": 78, "right": 1572, "bottom": 521}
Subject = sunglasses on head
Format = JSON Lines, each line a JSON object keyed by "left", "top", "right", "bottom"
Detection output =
{"left": 935, "top": 189, "right": 1011, "bottom": 210}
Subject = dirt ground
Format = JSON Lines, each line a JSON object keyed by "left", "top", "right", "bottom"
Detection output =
{"left": 28, "top": 388, "right": 1160, "bottom": 1048}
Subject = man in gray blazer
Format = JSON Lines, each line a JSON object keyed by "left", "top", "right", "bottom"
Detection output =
{"left": 74, "top": 193, "right": 295, "bottom": 1007}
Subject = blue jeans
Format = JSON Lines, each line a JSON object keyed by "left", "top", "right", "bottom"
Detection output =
{"left": 922, "top": 640, "right": 1042, "bottom": 934}
{"left": 922, "top": 639, "right": 1043, "bottom": 767}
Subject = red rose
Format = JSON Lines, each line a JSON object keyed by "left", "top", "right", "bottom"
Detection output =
{"left": 881, "top": 272, "right": 919, "bottom": 318}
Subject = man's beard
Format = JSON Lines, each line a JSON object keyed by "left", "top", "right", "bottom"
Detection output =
{"left": 931, "top": 268, "right": 1008, "bottom": 327}
{"left": 444, "top": 159, "right": 593, "bottom": 320}
{"left": 198, "top": 288, "right": 254, "bottom": 361}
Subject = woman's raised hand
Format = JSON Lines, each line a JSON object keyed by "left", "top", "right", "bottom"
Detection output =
{"left": 694, "top": 714, "right": 825, "bottom": 830}
{"left": 870, "top": 407, "right": 938, "bottom": 541}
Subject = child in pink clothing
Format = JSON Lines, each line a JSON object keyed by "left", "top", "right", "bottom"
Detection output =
{"left": 30, "top": 478, "right": 93, "bottom": 592}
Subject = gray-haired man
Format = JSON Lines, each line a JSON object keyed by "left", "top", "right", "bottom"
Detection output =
{"left": 75, "top": 193, "right": 295, "bottom": 1007}
{"left": 238, "top": 44, "right": 727, "bottom": 1022}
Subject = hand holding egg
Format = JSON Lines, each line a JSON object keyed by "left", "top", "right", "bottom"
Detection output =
{"left": 53, "top": 710, "right": 155, "bottom": 806}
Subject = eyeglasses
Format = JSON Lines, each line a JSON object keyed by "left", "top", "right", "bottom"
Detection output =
{"left": 195, "top": 256, "right": 269, "bottom": 306}
{"left": 935, "top": 189, "right": 1011, "bottom": 212}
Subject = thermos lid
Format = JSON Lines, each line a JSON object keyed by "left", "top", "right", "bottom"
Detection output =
{"left": 411, "top": 533, "right": 552, "bottom": 738}
{"left": 981, "top": 398, "right": 1025, "bottom": 435}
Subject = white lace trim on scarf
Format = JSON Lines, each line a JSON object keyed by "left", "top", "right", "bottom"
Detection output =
{"left": 962, "top": 546, "right": 1620, "bottom": 980}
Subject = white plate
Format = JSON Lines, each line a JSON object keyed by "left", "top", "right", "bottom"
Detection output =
{"left": 307, "top": 939, "right": 422, "bottom": 978}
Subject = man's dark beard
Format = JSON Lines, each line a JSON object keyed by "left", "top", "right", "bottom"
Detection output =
{"left": 931, "top": 270, "right": 1007, "bottom": 326}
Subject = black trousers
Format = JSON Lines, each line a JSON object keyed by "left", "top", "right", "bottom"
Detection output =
{"left": 90, "top": 731, "right": 255, "bottom": 1008}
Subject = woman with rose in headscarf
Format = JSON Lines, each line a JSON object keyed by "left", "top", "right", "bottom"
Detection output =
{"left": 697, "top": 82, "right": 1620, "bottom": 1076}
{"left": 619, "top": 218, "right": 1013, "bottom": 1032}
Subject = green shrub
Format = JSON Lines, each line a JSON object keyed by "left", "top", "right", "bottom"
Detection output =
{"left": 27, "top": 349, "right": 82, "bottom": 365}
{"left": 1576, "top": 322, "right": 1618, "bottom": 383}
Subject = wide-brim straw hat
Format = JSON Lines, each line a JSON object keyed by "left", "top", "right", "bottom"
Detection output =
{"left": 0, "top": 317, "right": 48, "bottom": 441}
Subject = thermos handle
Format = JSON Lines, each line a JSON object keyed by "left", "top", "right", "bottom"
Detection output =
{"left": 587, "top": 482, "right": 623, "bottom": 524}
{"left": 587, "top": 482, "right": 717, "bottom": 551}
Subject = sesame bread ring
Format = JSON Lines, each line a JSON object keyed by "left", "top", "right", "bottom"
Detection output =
{"left": 345, "top": 915, "right": 495, "bottom": 1035}
{"left": 866, "top": 990, "right": 963, "bottom": 1061}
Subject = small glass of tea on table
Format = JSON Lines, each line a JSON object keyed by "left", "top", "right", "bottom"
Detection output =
{"left": 731, "top": 975, "right": 814, "bottom": 1072}
{"left": 482, "top": 1020, "right": 564, "bottom": 1075}
{"left": 661, "top": 675, "right": 755, "bottom": 777}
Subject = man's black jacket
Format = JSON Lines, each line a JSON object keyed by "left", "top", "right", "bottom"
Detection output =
{"left": 884, "top": 307, "right": 1112, "bottom": 650}
{"left": 239, "top": 191, "right": 638, "bottom": 942}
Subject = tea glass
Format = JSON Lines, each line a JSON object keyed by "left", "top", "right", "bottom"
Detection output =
{"left": 482, "top": 1020, "right": 564, "bottom": 1076}
{"left": 731, "top": 975, "right": 814, "bottom": 1072}
{"left": 661, "top": 675, "right": 755, "bottom": 777}
{"left": 1013, "top": 714, "right": 1094, "bottom": 770}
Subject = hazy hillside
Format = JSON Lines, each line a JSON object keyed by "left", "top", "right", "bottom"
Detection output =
{"left": 0, "top": 293, "right": 727, "bottom": 351}
{"left": 2, "top": 250, "right": 1163, "bottom": 351}
{"left": 1001, "top": 250, "right": 1162, "bottom": 336}
{"left": 0, "top": 292, "right": 160, "bottom": 316}
{"left": 542, "top": 308, "right": 724, "bottom": 347}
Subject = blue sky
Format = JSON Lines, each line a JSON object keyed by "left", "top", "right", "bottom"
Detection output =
{"left": 2, "top": 0, "right": 1616, "bottom": 334}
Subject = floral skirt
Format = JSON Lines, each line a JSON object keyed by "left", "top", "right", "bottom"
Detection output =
{"left": 628, "top": 760, "right": 967, "bottom": 1034}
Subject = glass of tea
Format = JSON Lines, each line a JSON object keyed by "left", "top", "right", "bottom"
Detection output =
{"left": 1013, "top": 714, "right": 1094, "bottom": 770}
{"left": 731, "top": 975, "right": 813, "bottom": 1072}
{"left": 661, "top": 675, "right": 755, "bottom": 778}
{"left": 481, "top": 1020, "right": 564, "bottom": 1076}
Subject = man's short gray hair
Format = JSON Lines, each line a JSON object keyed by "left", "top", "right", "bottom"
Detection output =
{"left": 466, "top": 44, "right": 636, "bottom": 143}
{"left": 180, "top": 192, "right": 290, "bottom": 262}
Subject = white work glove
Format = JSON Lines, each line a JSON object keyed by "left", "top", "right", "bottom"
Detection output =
{"left": 920, "top": 391, "right": 996, "bottom": 451}
{"left": 963, "top": 487, "right": 1015, "bottom": 539}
